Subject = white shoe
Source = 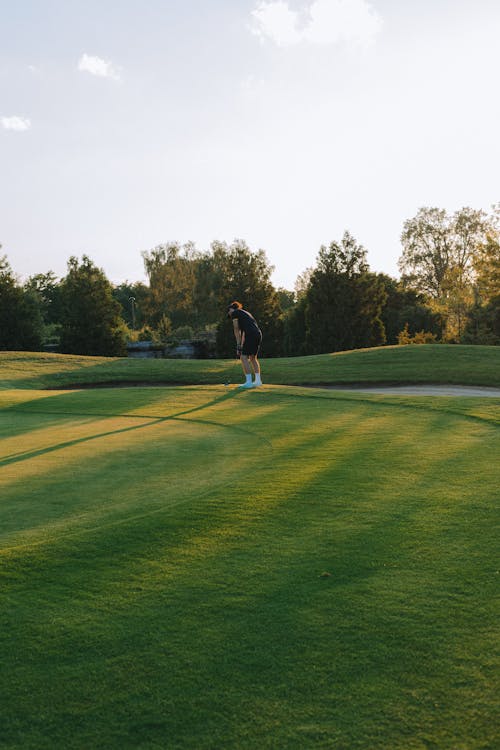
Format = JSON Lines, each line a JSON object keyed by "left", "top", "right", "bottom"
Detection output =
{"left": 253, "top": 381, "right": 262, "bottom": 388}
{"left": 238, "top": 382, "right": 254, "bottom": 389}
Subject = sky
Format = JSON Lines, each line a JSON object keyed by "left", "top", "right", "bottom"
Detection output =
{"left": 1, "top": 0, "right": 500, "bottom": 291}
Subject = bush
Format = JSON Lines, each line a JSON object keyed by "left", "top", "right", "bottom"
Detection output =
{"left": 398, "top": 323, "right": 438, "bottom": 345}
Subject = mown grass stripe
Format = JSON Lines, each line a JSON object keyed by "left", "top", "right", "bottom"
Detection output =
{"left": 1, "top": 357, "right": 498, "bottom": 750}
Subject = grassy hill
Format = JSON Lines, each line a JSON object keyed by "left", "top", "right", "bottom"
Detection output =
{"left": 1, "top": 343, "right": 499, "bottom": 389}
{"left": 1, "top": 346, "right": 499, "bottom": 748}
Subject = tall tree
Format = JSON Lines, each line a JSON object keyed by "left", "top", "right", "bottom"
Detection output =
{"left": 377, "top": 274, "right": 442, "bottom": 345}
{"left": 192, "top": 247, "right": 227, "bottom": 328}
{"left": 276, "top": 287, "right": 295, "bottom": 312}
{"left": 24, "top": 271, "right": 62, "bottom": 324}
{"left": 463, "top": 209, "right": 500, "bottom": 343}
{"left": 59, "top": 256, "right": 127, "bottom": 356}
{"left": 399, "top": 206, "right": 490, "bottom": 339}
{"left": 0, "top": 254, "right": 44, "bottom": 351}
{"left": 304, "top": 232, "right": 386, "bottom": 354}
{"left": 142, "top": 242, "right": 201, "bottom": 330}
{"left": 112, "top": 281, "right": 149, "bottom": 330}
{"left": 283, "top": 295, "right": 308, "bottom": 355}
{"left": 210, "top": 240, "right": 283, "bottom": 357}
{"left": 474, "top": 230, "right": 500, "bottom": 304}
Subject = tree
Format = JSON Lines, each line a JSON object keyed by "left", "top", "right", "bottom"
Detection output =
{"left": 304, "top": 232, "right": 386, "bottom": 354}
{"left": 294, "top": 267, "right": 313, "bottom": 300}
{"left": 377, "top": 274, "right": 442, "bottom": 345}
{"left": 59, "top": 256, "right": 127, "bottom": 356}
{"left": 399, "top": 206, "right": 490, "bottom": 340}
{"left": 24, "top": 271, "right": 63, "bottom": 349}
{"left": 276, "top": 287, "right": 295, "bottom": 312}
{"left": 24, "top": 271, "right": 62, "bottom": 325}
{"left": 112, "top": 281, "right": 149, "bottom": 330}
{"left": 461, "top": 296, "right": 500, "bottom": 345}
{"left": 190, "top": 245, "right": 240, "bottom": 330}
{"left": 140, "top": 239, "right": 283, "bottom": 354}
{"left": 142, "top": 242, "right": 201, "bottom": 330}
{"left": 0, "top": 254, "right": 44, "bottom": 351}
{"left": 283, "top": 295, "right": 308, "bottom": 355}
{"left": 210, "top": 240, "right": 283, "bottom": 357}
{"left": 474, "top": 230, "right": 500, "bottom": 305}
{"left": 463, "top": 212, "right": 500, "bottom": 343}
{"left": 279, "top": 269, "right": 314, "bottom": 355}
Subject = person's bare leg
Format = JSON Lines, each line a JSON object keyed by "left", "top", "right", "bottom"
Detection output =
{"left": 249, "top": 355, "right": 262, "bottom": 386}
{"left": 239, "top": 355, "right": 253, "bottom": 387}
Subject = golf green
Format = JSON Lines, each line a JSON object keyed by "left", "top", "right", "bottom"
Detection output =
{"left": 1, "top": 380, "right": 498, "bottom": 749}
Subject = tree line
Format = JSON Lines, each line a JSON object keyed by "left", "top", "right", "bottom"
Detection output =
{"left": 1, "top": 205, "right": 498, "bottom": 357}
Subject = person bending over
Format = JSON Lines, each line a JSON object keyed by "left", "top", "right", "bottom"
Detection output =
{"left": 227, "top": 301, "right": 263, "bottom": 388}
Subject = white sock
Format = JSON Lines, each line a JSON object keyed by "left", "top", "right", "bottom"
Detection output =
{"left": 245, "top": 373, "right": 252, "bottom": 385}
{"left": 254, "top": 374, "right": 262, "bottom": 385}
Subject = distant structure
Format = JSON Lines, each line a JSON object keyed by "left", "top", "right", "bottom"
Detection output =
{"left": 126, "top": 339, "right": 212, "bottom": 359}
{"left": 126, "top": 341, "right": 164, "bottom": 359}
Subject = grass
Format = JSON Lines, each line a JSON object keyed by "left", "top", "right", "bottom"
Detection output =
{"left": 1, "top": 343, "right": 499, "bottom": 389}
{"left": 0, "top": 348, "right": 499, "bottom": 748}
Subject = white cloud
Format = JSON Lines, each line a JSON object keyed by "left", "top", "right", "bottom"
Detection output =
{"left": 251, "top": 0, "right": 383, "bottom": 47}
{"left": 251, "top": 1, "right": 302, "bottom": 46}
{"left": 77, "top": 53, "right": 121, "bottom": 80}
{"left": 1, "top": 116, "right": 31, "bottom": 132}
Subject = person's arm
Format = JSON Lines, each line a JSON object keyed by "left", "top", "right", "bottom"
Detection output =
{"left": 232, "top": 318, "right": 241, "bottom": 345}
{"left": 232, "top": 318, "right": 244, "bottom": 355}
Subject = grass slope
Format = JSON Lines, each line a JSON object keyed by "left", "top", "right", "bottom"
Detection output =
{"left": 1, "top": 344, "right": 499, "bottom": 389}
{"left": 1, "top": 376, "right": 499, "bottom": 749}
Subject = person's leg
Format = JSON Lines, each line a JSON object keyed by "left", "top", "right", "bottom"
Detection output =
{"left": 249, "top": 355, "right": 262, "bottom": 386}
{"left": 239, "top": 355, "right": 253, "bottom": 387}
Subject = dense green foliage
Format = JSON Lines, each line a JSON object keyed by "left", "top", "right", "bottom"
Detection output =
{"left": 58, "top": 256, "right": 127, "bottom": 356}
{"left": 112, "top": 280, "right": 149, "bottom": 331}
{"left": 141, "top": 240, "right": 283, "bottom": 356}
{"left": 399, "top": 205, "right": 500, "bottom": 341}
{"left": 377, "top": 274, "right": 442, "bottom": 345}
{"left": 0, "top": 256, "right": 44, "bottom": 351}
{"left": 1, "top": 203, "right": 499, "bottom": 355}
{"left": 302, "top": 232, "right": 386, "bottom": 353}
{"left": 211, "top": 241, "right": 282, "bottom": 357}
{"left": 0, "top": 363, "right": 498, "bottom": 748}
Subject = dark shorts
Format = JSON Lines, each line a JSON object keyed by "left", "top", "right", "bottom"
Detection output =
{"left": 242, "top": 331, "right": 262, "bottom": 356}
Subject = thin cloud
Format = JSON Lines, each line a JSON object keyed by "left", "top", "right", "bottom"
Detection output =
{"left": 251, "top": 1, "right": 302, "bottom": 46}
{"left": 251, "top": 0, "right": 383, "bottom": 47}
{"left": 1, "top": 116, "right": 31, "bottom": 132}
{"left": 77, "top": 53, "right": 121, "bottom": 81}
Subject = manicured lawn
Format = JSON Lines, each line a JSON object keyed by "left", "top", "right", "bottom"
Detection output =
{"left": 1, "top": 374, "right": 498, "bottom": 748}
{"left": 1, "top": 344, "right": 500, "bottom": 389}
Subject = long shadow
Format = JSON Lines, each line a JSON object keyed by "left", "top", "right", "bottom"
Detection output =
{"left": 1, "top": 384, "right": 239, "bottom": 423}
{"left": 268, "top": 388, "right": 500, "bottom": 428}
{"left": 4, "top": 407, "right": 458, "bottom": 567}
{"left": 0, "top": 388, "right": 248, "bottom": 469}
{"left": 2, "top": 384, "right": 497, "bottom": 472}
{"left": 0, "top": 418, "right": 165, "bottom": 468}
{"left": 1, "top": 398, "right": 479, "bottom": 561}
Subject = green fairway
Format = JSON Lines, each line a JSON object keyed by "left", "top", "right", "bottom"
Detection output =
{"left": 1, "top": 344, "right": 500, "bottom": 389}
{"left": 1, "top": 350, "right": 499, "bottom": 748}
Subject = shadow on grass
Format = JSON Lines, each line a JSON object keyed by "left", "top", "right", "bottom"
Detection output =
{"left": 1, "top": 384, "right": 497, "bottom": 749}
{"left": 0, "top": 387, "right": 252, "bottom": 469}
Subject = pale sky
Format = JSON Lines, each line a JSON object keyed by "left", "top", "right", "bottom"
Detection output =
{"left": 1, "top": 0, "right": 499, "bottom": 290}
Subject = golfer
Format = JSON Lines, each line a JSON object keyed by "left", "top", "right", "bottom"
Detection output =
{"left": 227, "top": 301, "right": 263, "bottom": 388}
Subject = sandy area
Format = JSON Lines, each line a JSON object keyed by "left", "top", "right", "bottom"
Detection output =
{"left": 327, "top": 385, "right": 500, "bottom": 397}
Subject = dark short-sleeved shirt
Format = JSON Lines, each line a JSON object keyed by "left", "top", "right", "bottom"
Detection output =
{"left": 230, "top": 308, "right": 261, "bottom": 336}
